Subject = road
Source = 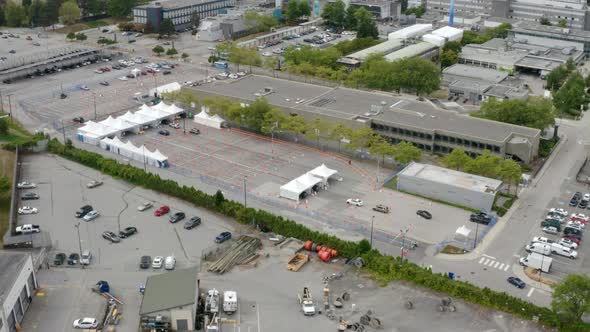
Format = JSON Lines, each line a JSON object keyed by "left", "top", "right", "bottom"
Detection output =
{"left": 421, "top": 114, "right": 590, "bottom": 307}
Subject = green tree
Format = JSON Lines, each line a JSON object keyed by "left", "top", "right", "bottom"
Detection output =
{"left": 59, "top": 0, "right": 80, "bottom": 25}
{"left": 244, "top": 11, "right": 278, "bottom": 32}
{"left": 404, "top": 5, "right": 425, "bottom": 18}
{"left": 242, "top": 98, "right": 274, "bottom": 132}
{"left": 498, "top": 159, "right": 522, "bottom": 195}
{"left": 464, "top": 150, "right": 502, "bottom": 178}
{"left": 305, "top": 117, "right": 333, "bottom": 147}
{"left": 398, "top": 57, "right": 440, "bottom": 95}
{"left": 0, "top": 118, "right": 8, "bottom": 135}
{"left": 328, "top": 123, "right": 353, "bottom": 152}
{"left": 181, "top": 52, "right": 189, "bottom": 61}
{"left": 159, "top": 18, "right": 175, "bottom": 37}
{"left": 152, "top": 45, "right": 164, "bottom": 55}
{"left": 260, "top": 108, "right": 286, "bottom": 135}
{"left": 355, "top": 7, "right": 378, "bottom": 39}
{"left": 558, "top": 19, "right": 567, "bottom": 28}
{"left": 5, "top": 1, "right": 26, "bottom": 27}
{"left": 0, "top": 5, "right": 5, "bottom": 26}
{"left": 298, "top": 0, "right": 311, "bottom": 18}
{"left": 443, "top": 148, "right": 471, "bottom": 171}
{"left": 473, "top": 97, "right": 555, "bottom": 130}
{"left": 66, "top": 31, "right": 76, "bottom": 40}
{"left": 585, "top": 74, "right": 590, "bottom": 88}
{"left": 442, "top": 41, "right": 462, "bottom": 54}
{"left": 191, "top": 11, "right": 200, "bottom": 29}
{"left": 369, "top": 135, "right": 396, "bottom": 164}
{"left": 75, "top": 32, "right": 87, "bottom": 40}
{"left": 286, "top": 0, "right": 301, "bottom": 23}
{"left": 321, "top": 0, "right": 346, "bottom": 29}
{"left": 400, "top": 0, "right": 408, "bottom": 12}
{"left": 540, "top": 17, "right": 551, "bottom": 26}
{"left": 166, "top": 47, "right": 178, "bottom": 56}
{"left": 344, "top": 5, "right": 357, "bottom": 30}
{"left": 86, "top": 0, "right": 103, "bottom": 15}
{"left": 347, "top": 127, "right": 374, "bottom": 152}
{"left": 45, "top": 0, "right": 63, "bottom": 25}
{"left": 106, "top": 0, "right": 134, "bottom": 17}
{"left": 440, "top": 50, "right": 458, "bottom": 68}
{"left": 551, "top": 274, "right": 590, "bottom": 323}
{"left": 263, "top": 56, "right": 279, "bottom": 74}
{"left": 553, "top": 72, "right": 585, "bottom": 117}
{"left": 29, "top": 0, "right": 46, "bottom": 27}
{"left": 214, "top": 190, "right": 225, "bottom": 208}
{"left": 546, "top": 65, "right": 570, "bottom": 90}
{"left": 393, "top": 141, "right": 421, "bottom": 164}
{"left": 282, "top": 116, "right": 307, "bottom": 134}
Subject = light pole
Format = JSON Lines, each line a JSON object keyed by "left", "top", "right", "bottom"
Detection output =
{"left": 74, "top": 222, "right": 84, "bottom": 270}
{"left": 60, "top": 119, "right": 66, "bottom": 143}
{"left": 400, "top": 227, "right": 410, "bottom": 263}
{"left": 243, "top": 176, "right": 247, "bottom": 209}
{"left": 473, "top": 222, "right": 479, "bottom": 250}
{"left": 183, "top": 116, "right": 186, "bottom": 135}
{"left": 7, "top": 94, "right": 13, "bottom": 118}
{"left": 370, "top": 216, "right": 375, "bottom": 248}
{"left": 92, "top": 93, "right": 97, "bottom": 120}
{"left": 142, "top": 145, "right": 147, "bottom": 172}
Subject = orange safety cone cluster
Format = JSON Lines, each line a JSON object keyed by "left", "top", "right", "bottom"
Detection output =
{"left": 304, "top": 240, "right": 338, "bottom": 262}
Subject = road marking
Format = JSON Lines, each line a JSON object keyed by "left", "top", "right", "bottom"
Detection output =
{"left": 482, "top": 254, "right": 496, "bottom": 260}
{"left": 504, "top": 264, "right": 510, "bottom": 271}
{"left": 527, "top": 288, "right": 535, "bottom": 297}
{"left": 493, "top": 262, "right": 500, "bottom": 268}
{"left": 498, "top": 263, "right": 505, "bottom": 270}
{"left": 487, "top": 259, "right": 495, "bottom": 266}
{"left": 513, "top": 254, "right": 521, "bottom": 258}
{"left": 481, "top": 258, "right": 489, "bottom": 265}
{"left": 479, "top": 257, "right": 486, "bottom": 264}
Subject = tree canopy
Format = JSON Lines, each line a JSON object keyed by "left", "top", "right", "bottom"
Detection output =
{"left": 461, "top": 23, "right": 511, "bottom": 45}
{"left": 159, "top": 18, "right": 175, "bottom": 37}
{"left": 553, "top": 71, "right": 586, "bottom": 117}
{"left": 355, "top": 7, "right": 378, "bottom": 39}
{"left": 4, "top": 1, "right": 27, "bottom": 27}
{"left": 546, "top": 65, "right": 571, "bottom": 91}
{"left": 286, "top": 0, "right": 310, "bottom": 23}
{"left": 472, "top": 97, "right": 555, "bottom": 130}
{"left": 59, "top": 0, "right": 80, "bottom": 25}
{"left": 551, "top": 274, "right": 590, "bottom": 323}
{"left": 106, "top": 0, "right": 134, "bottom": 17}
{"left": 321, "top": 0, "right": 346, "bottom": 29}
{"left": 244, "top": 11, "right": 278, "bottom": 32}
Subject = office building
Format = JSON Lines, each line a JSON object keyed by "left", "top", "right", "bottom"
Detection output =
{"left": 427, "top": 0, "right": 590, "bottom": 31}
{"left": 133, "top": 0, "right": 237, "bottom": 32}
{"left": 349, "top": 0, "right": 401, "bottom": 20}
{"left": 186, "top": 75, "right": 540, "bottom": 162}
{"left": 509, "top": 21, "right": 590, "bottom": 55}
{"left": 0, "top": 252, "right": 37, "bottom": 332}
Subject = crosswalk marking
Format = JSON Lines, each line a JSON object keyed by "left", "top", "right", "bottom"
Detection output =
{"left": 487, "top": 259, "right": 495, "bottom": 266}
{"left": 504, "top": 264, "right": 510, "bottom": 271}
{"left": 493, "top": 262, "right": 500, "bottom": 268}
{"left": 479, "top": 257, "right": 486, "bottom": 264}
{"left": 478, "top": 256, "right": 510, "bottom": 272}
{"left": 498, "top": 263, "right": 505, "bottom": 270}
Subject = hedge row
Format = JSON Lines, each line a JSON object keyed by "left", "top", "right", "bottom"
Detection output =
{"left": 47, "top": 139, "right": 563, "bottom": 328}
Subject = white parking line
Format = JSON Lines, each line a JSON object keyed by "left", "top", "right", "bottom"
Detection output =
{"left": 527, "top": 288, "right": 535, "bottom": 297}
{"left": 482, "top": 254, "right": 496, "bottom": 260}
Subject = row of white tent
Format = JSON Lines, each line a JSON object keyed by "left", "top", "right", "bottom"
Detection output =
{"left": 100, "top": 136, "right": 169, "bottom": 168}
{"left": 76, "top": 102, "right": 185, "bottom": 145}
{"left": 279, "top": 164, "right": 339, "bottom": 201}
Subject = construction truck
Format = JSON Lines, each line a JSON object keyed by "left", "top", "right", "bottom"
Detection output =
{"left": 298, "top": 287, "right": 316, "bottom": 316}
{"left": 206, "top": 289, "right": 220, "bottom": 314}
{"left": 223, "top": 291, "right": 238, "bottom": 314}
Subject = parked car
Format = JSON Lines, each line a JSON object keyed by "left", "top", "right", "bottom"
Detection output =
{"left": 137, "top": 201, "right": 153, "bottom": 211}
{"left": 68, "top": 253, "right": 79, "bottom": 265}
{"left": 18, "top": 206, "right": 38, "bottom": 214}
{"left": 119, "top": 226, "right": 138, "bottom": 238}
{"left": 169, "top": 212, "right": 186, "bottom": 223}
{"left": 154, "top": 205, "right": 170, "bottom": 216}
{"left": 470, "top": 212, "right": 491, "bottom": 225}
{"left": 83, "top": 210, "right": 100, "bottom": 221}
{"left": 562, "top": 236, "right": 581, "bottom": 245}
{"left": 372, "top": 204, "right": 389, "bottom": 213}
{"left": 542, "top": 226, "right": 559, "bottom": 235}
{"left": 152, "top": 256, "right": 164, "bottom": 269}
{"left": 102, "top": 231, "right": 120, "bottom": 243}
{"left": 21, "top": 192, "right": 39, "bottom": 200}
{"left": 158, "top": 129, "right": 170, "bottom": 136}
{"left": 54, "top": 253, "right": 66, "bottom": 265}
{"left": 80, "top": 250, "right": 92, "bottom": 265}
{"left": 507, "top": 276, "right": 526, "bottom": 289}
{"left": 164, "top": 256, "right": 176, "bottom": 270}
{"left": 184, "top": 216, "right": 201, "bottom": 229}
{"left": 548, "top": 208, "right": 568, "bottom": 218}
{"left": 80, "top": 85, "right": 90, "bottom": 91}
{"left": 99, "top": 81, "right": 109, "bottom": 86}
{"left": 75, "top": 205, "right": 93, "bottom": 218}
{"left": 73, "top": 318, "right": 98, "bottom": 329}
{"left": 416, "top": 210, "right": 432, "bottom": 219}
{"left": 72, "top": 117, "right": 85, "bottom": 123}
{"left": 17, "top": 181, "right": 36, "bottom": 189}
{"left": 86, "top": 180, "right": 103, "bottom": 188}
{"left": 215, "top": 231, "right": 232, "bottom": 243}
{"left": 163, "top": 70, "right": 171, "bottom": 75}
{"left": 140, "top": 255, "right": 151, "bottom": 269}
{"left": 346, "top": 198, "right": 363, "bottom": 207}
{"left": 168, "top": 122, "right": 180, "bottom": 129}
{"left": 189, "top": 128, "right": 200, "bottom": 135}
{"left": 118, "top": 76, "right": 128, "bottom": 81}
{"left": 558, "top": 238, "right": 578, "bottom": 249}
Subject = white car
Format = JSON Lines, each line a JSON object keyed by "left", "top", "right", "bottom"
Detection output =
{"left": 228, "top": 73, "right": 239, "bottom": 79}
{"left": 531, "top": 236, "right": 554, "bottom": 245}
{"left": 80, "top": 85, "right": 90, "bottom": 91}
{"left": 548, "top": 208, "right": 568, "bottom": 217}
{"left": 18, "top": 206, "right": 38, "bottom": 215}
{"left": 542, "top": 226, "right": 559, "bottom": 235}
{"left": 236, "top": 71, "right": 246, "bottom": 78}
{"left": 559, "top": 238, "right": 578, "bottom": 249}
{"left": 83, "top": 210, "right": 99, "bottom": 221}
{"left": 137, "top": 201, "right": 153, "bottom": 211}
{"left": 346, "top": 198, "right": 363, "bottom": 207}
{"left": 86, "top": 180, "right": 103, "bottom": 188}
{"left": 584, "top": 193, "right": 590, "bottom": 201}
{"left": 262, "top": 51, "right": 272, "bottom": 57}
{"left": 17, "top": 181, "right": 36, "bottom": 189}
{"left": 73, "top": 317, "right": 98, "bottom": 329}
{"left": 152, "top": 256, "right": 164, "bottom": 268}
{"left": 118, "top": 76, "right": 128, "bottom": 81}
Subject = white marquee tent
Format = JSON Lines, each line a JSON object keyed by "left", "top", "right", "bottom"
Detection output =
{"left": 309, "top": 164, "right": 338, "bottom": 184}
{"left": 99, "top": 116, "right": 139, "bottom": 134}
{"left": 150, "top": 82, "right": 182, "bottom": 97}
{"left": 100, "top": 137, "right": 169, "bottom": 168}
{"left": 193, "top": 110, "right": 226, "bottom": 129}
{"left": 77, "top": 121, "right": 119, "bottom": 145}
{"left": 279, "top": 172, "right": 322, "bottom": 201}
{"left": 118, "top": 111, "right": 159, "bottom": 127}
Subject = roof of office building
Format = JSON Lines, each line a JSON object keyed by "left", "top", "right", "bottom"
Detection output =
{"left": 137, "top": 0, "right": 226, "bottom": 10}
{"left": 0, "top": 252, "right": 30, "bottom": 305}
{"left": 399, "top": 162, "right": 502, "bottom": 193}
{"left": 139, "top": 267, "right": 198, "bottom": 315}
{"left": 443, "top": 64, "right": 508, "bottom": 83}
{"left": 459, "top": 44, "right": 528, "bottom": 66}
{"left": 511, "top": 21, "right": 590, "bottom": 41}
{"left": 384, "top": 41, "right": 437, "bottom": 62}
{"left": 187, "top": 75, "right": 540, "bottom": 142}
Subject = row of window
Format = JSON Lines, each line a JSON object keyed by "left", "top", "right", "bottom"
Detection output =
{"left": 163, "top": 1, "right": 228, "bottom": 18}
{"left": 372, "top": 123, "right": 433, "bottom": 140}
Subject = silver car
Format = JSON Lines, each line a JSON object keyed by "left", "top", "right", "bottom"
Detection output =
{"left": 83, "top": 210, "right": 99, "bottom": 221}
{"left": 137, "top": 201, "right": 153, "bottom": 211}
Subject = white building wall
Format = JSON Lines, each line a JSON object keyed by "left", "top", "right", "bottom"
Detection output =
{"left": 1, "top": 255, "right": 36, "bottom": 332}
{"left": 397, "top": 174, "right": 497, "bottom": 211}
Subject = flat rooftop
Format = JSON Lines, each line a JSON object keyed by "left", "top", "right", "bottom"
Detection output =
{"left": 384, "top": 41, "right": 437, "bottom": 62}
{"left": 187, "top": 75, "right": 540, "bottom": 142}
{"left": 460, "top": 44, "right": 527, "bottom": 65}
{"left": 0, "top": 251, "right": 29, "bottom": 304}
{"left": 511, "top": 21, "right": 590, "bottom": 41}
{"left": 443, "top": 64, "right": 508, "bottom": 83}
{"left": 399, "top": 162, "right": 502, "bottom": 193}
{"left": 345, "top": 39, "right": 404, "bottom": 60}
{"left": 137, "top": 0, "right": 226, "bottom": 10}
{"left": 140, "top": 267, "right": 198, "bottom": 315}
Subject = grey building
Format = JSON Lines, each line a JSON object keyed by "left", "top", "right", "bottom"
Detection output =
{"left": 133, "top": 0, "right": 237, "bottom": 32}
{"left": 186, "top": 75, "right": 541, "bottom": 162}
{"left": 349, "top": 0, "right": 401, "bottom": 20}
{"left": 427, "top": 0, "right": 590, "bottom": 31}
{"left": 397, "top": 162, "right": 502, "bottom": 211}
{"left": 139, "top": 267, "right": 199, "bottom": 331}
{"left": 443, "top": 64, "right": 528, "bottom": 103}
{"left": 0, "top": 252, "right": 37, "bottom": 332}
{"left": 509, "top": 21, "right": 590, "bottom": 55}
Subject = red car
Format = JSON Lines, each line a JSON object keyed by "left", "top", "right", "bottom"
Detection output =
{"left": 562, "top": 236, "right": 581, "bottom": 245}
{"left": 102, "top": 67, "right": 111, "bottom": 72}
{"left": 154, "top": 205, "right": 170, "bottom": 216}
{"left": 141, "top": 71, "right": 147, "bottom": 76}
{"left": 126, "top": 74, "right": 135, "bottom": 79}
{"left": 146, "top": 68, "right": 155, "bottom": 73}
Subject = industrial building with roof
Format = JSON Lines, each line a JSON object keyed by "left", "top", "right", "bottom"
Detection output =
{"left": 397, "top": 162, "right": 503, "bottom": 211}
{"left": 133, "top": 0, "right": 237, "bottom": 32}
{"left": 140, "top": 267, "right": 199, "bottom": 331}
{"left": 0, "top": 252, "right": 37, "bottom": 332}
{"left": 186, "top": 75, "right": 541, "bottom": 162}
{"left": 442, "top": 64, "right": 528, "bottom": 103}
{"left": 509, "top": 21, "right": 590, "bottom": 56}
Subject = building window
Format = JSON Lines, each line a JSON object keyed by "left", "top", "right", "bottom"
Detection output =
{"left": 494, "top": 146, "right": 500, "bottom": 152}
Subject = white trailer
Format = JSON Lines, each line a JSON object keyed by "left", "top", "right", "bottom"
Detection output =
{"left": 519, "top": 253, "right": 552, "bottom": 273}
{"left": 223, "top": 291, "right": 238, "bottom": 314}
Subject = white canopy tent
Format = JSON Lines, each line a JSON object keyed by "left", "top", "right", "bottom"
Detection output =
{"left": 149, "top": 82, "right": 181, "bottom": 97}
{"left": 99, "top": 116, "right": 139, "bottom": 135}
{"left": 162, "top": 103, "right": 184, "bottom": 116}
{"left": 193, "top": 109, "right": 226, "bottom": 129}
{"left": 100, "top": 137, "right": 169, "bottom": 168}
{"left": 136, "top": 106, "right": 174, "bottom": 123}
{"left": 279, "top": 173, "right": 322, "bottom": 201}
{"left": 118, "top": 111, "right": 159, "bottom": 127}
{"left": 309, "top": 164, "right": 338, "bottom": 184}
{"left": 77, "top": 121, "right": 118, "bottom": 145}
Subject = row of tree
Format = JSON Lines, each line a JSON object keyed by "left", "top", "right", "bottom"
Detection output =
{"left": 321, "top": 0, "right": 378, "bottom": 39}
{"left": 472, "top": 97, "right": 555, "bottom": 131}
{"left": 552, "top": 71, "right": 587, "bottom": 117}
{"left": 285, "top": 0, "right": 311, "bottom": 24}
{"left": 44, "top": 137, "right": 589, "bottom": 330}
{"left": 461, "top": 23, "right": 512, "bottom": 46}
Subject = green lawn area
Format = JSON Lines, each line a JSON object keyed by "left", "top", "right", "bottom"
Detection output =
{"left": 0, "top": 149, "right": 16, "bottom": 246}
{"left": 85, "top": 20, "right": 109, "bottom": 28}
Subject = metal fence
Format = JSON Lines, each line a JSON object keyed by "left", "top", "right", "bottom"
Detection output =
{"left": 432, "top": 214, "right": 498, "bottom": 255}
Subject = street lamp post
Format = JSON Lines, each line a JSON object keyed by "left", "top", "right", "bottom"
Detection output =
{"left": 93, "top": 93, "right": 97, "bottom": 120}
{"left": 75, "top": 222, "right": 84, "bottom": 270}
{"left": 243, "top": 176, "right": 247, "bottom": 209}
{"left": 183, "top": 116, "right": 186, "bottom": 135}
{"left": 60, "top": 119, "right": 66, "bottom": 143}
{"left": 142, "top": 145, "right": 147, "bottom": 172}
{"left": 370, "top": 216, "right": 375, "bottom": 248}
{"left": 7, "top": 94, "right": 13, "bottom": 118}
{"left": 400, "top": 227, "right": 410, "bottom": 263}
{"left": 473, "top": 222, "right": 479, "bottom": 250}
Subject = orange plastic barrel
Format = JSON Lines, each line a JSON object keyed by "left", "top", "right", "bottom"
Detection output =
{"left": 304, "top": 240, "right": 313, "bottom": 251}
{"left": 316, "top": 245, "right": 323, "bottom": 252}
{"left": 331, "top": 249, "right": 338, "bottom": 257}
{"left": 318, "top": 250, "right": 331, "bottom": 262}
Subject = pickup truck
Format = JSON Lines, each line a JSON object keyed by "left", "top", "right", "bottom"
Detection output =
{"left": 372, "top": 204, "right": 390, "bottom": 214}
{"left": 16, "top": 224, "right": 40, "bottom": 234}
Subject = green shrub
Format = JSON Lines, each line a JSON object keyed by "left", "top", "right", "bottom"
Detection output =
{"left": 540, "top": 137, "right": 559, "bottom": 158}
{"left": 47, "top": 139, "right": 567, "bottom": 329}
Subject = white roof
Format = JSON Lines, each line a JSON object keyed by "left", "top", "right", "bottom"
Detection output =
{"left": 309, "top": 164, "right": 338, "bottom": 179}
{"left": 78, "top": 120, "right": 117, "bottom": 136}
{"left": 399, "top": 162, "right": 502, "bottom": 193}
{"left": 150, "top": 82, "right": 181, "bottom": 96}
{"left": 150, "top": 149, "right": 168, "bottom": 162}
{"left": 297, "top": 172, "right": 322, "bottom": 188}
{"left": 118, "top": 111, "right": 158, "bottom": 124}
{"left": 281, "top": 178, "right": 311, "bottom": 193}
{"left": 136, "top": 106, "right": 174, "bottom": 120}
{"left": 99, "top": 116, "right": 136, "bottom": 131}
{"left": 388, "top": 24, "right": 432, "bottom": 40}
{"left": 163, "top": 103, "right": 184, "bottom": 115}
{"left": 422, "top": 34, "right": 446, "bottom": 47}
{"left": 432, "top": 26, "right": 464, "bottom": 40}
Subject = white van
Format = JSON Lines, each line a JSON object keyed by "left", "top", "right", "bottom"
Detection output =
{"left": 552, "top": 245, "right": 577, "bottom": 259}
{"left": 525, "top": 243, "right": 551, "bottom": 256}
{"left": 80, "top": 250, "right": 92, "bottom": 265}
{"left": 223, "top": 291, "right": 238, "bottom": 314}
{"left": 164, "top": 256, "right": 176, "bottom": 270}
